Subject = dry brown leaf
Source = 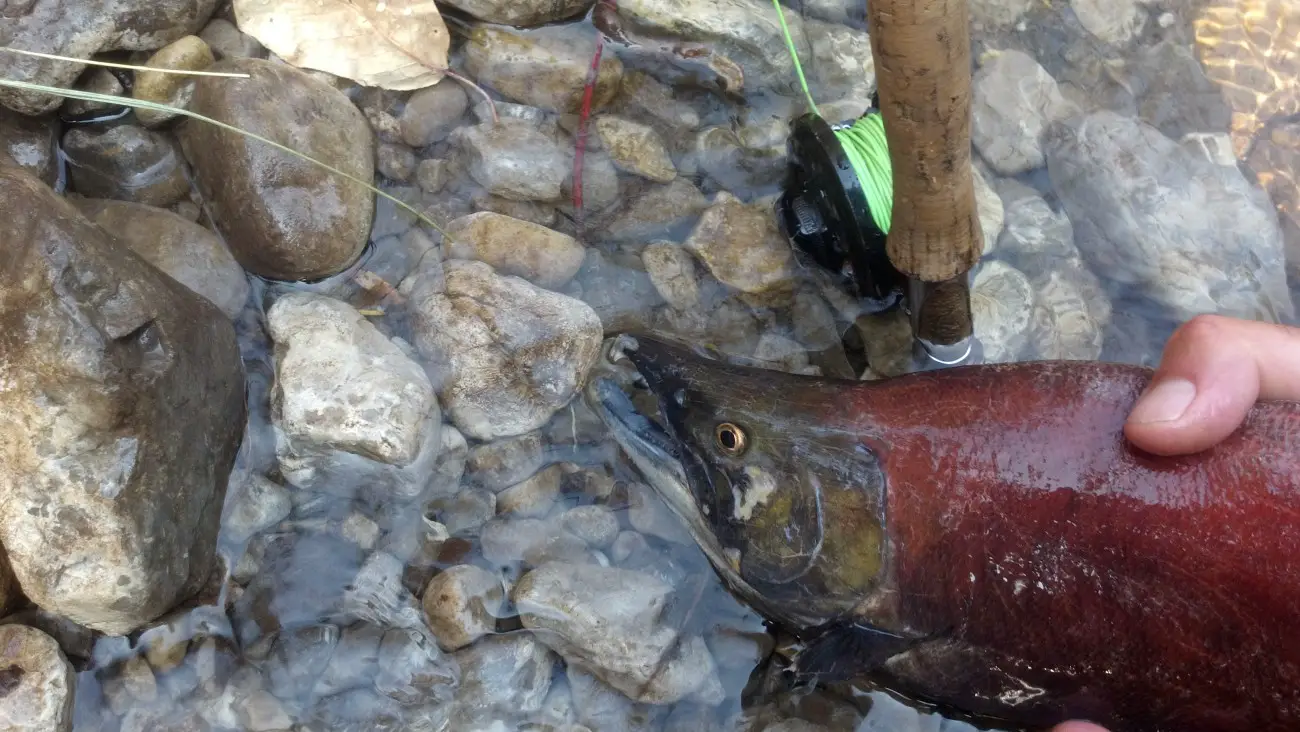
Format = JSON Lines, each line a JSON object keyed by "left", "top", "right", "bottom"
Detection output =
{"left": 233, "top": 0, "right": 450, "bottom": 90}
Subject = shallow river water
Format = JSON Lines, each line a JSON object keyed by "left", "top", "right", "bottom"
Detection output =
{"left": 0, "top": 0, "right": 1297, "bottom": 729}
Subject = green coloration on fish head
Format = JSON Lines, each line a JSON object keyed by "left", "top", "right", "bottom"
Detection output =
{"left": 585, "top": 332, "right": 890, "bottom": 631}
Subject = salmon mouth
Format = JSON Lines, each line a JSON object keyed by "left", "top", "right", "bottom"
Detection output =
{"left": 583, "top": 333, "right": 764, "bottom": 605}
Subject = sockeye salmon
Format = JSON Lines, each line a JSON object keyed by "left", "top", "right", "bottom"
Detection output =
{"left": 584, "top": 332, "right": 1300, "bottom": 732}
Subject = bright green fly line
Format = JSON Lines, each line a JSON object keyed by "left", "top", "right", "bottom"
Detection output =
{"left": 772, "top": 0, "right": 894, "bottom": 234}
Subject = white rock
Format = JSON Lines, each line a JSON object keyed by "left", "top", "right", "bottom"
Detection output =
{"left": 972, "top": 50, "right": 1074, "bottom": 175}
{"left": 1072, "top": 0, "right": 1145, "bottom": 45}
{"left": 405, "top": 260, "right": 604, "bottom": 441}
{"left": 268, "top": 292, "right": 439, "bottom": 466}
{"left": 0, "top": 625, "right": 75, "bottom": 732}
{"left": 1046, "top": 110, "right": 1293, "bottom": 323}
{"left": 642, "top": 241, "right": 703, "bottom": 310}
{"left": 971, "top": 260, "right": 1035, "bottom": 363}
{"left": 512, "top": 562, "right": 725, "bottom": 706}
{"left": 972, "top": 166, "right": 1004, "bottom": 255}
{"left": 221, "top": 473, "right": 292, "bottom": 544}
{"left": 453, "top": 118, "right": 570, "bottom": 202}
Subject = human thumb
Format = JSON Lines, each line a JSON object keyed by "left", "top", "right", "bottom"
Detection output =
{"left": 1124, "top": 314, "right": 1300, "bottom": 456}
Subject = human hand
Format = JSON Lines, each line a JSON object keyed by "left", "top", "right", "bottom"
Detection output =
{"left": 1124, "top": 313, "right": 1300, "bottom": 456}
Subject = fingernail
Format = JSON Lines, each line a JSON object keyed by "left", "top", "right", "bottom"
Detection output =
{"left": 1129, "top": 378, "right": 1196, "bottom": 424}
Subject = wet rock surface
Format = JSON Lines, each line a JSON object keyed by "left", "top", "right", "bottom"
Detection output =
{"left": 1045, "top": 109, "right": 1294, "bottom": 322}
{"left": 0, "top": 162, "right": 245, "bottom": 634}
{"left": 61, "top": 124, "right": 191, "bottom": 207}
{"left": 179, "top": 57, "right": 375, "bottom": 281}
{"left": 0, "top": 0, "right": 217, "bottom": 115}
{"left": 405, "top": 259, "right": 603, "bottom": 441}
{"left": 0, "top": 108, "right": 57, "bottom": 184}
{"left": 445, "top": 211, "right": 587, "bottom": 289}
{"left": 514, "top": 562, "right": 725, "bottom": 705}
{"left": 0, "top": 625, "right": 76, "bottom": 732}
{"left": 72, "top": 197, "right": 250, "bottom": 318}
{"left": 464, "top": 24, "right": 623, "bottom": 114}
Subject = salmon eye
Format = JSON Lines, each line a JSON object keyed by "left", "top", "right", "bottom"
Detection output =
{"left": 715, "top": 422, "right": 748, "bottom": 456}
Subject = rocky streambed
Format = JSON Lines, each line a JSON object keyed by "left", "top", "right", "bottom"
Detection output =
{"left": 0, "top": 0, "right": 1296, "bottom": 730}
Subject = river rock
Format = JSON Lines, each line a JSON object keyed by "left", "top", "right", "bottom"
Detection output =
{"left": 971, "top": 260, "right": 1034, "bottom": 363}
{"left": 450, "top": 633, "right": 556, "bottom": 724}
{"left": 595, "top": 116, "right": 676, "bottom": 183}
{"left": 199, "top": 17, "right": 265, "bottom": 60}
{"left": 642, "top": 241, "right": 703, "bottom": 310}
{"left": 373, "top": 626, "right": 460, "bottom": 706}
{"left": 465, "top": 431, "right": 548, "bottom": 490}
{"left": 221, "top": 473, "right": 292, "bottom": 545}
{"left": 421, "top": 564, "right": 505, "bottom": 652}
{"left": 972, "top": 166, "right": 1004, "bottom": 254}
{"left": 559, "top": 505, "right": 620, "bottom": 549}
{"left": 684, "top": 191, "right": 797, "bottom": 300}
{"left": 567, "top": 666, "right": 666, "bottom": 732}
{"left": 1071, "top": 0, "right": 1145, "bottom": 45}
{"left": 400, "top": 79, "right": 470, "bottom": 148}
{"left": 972, "top": 50, "right": 1074, "bottom": 175}
{"left": 969, "top": 0, "right": 1034, "bottom": 29}
{"left": 0, "top": 0, "right": 217, "bottom": 115}
{"left": 804, "top": 17, "right": 876, "bottom": 106}
{"left": 994, "top": 180, "right": 1080, "bottom": 279}
{"left": 480, "top": 516, "right": 591, "bottom": 567}
{"left": 0, "top": 626, "right": 75, "bottom": 732}
{"left": 561, "top": 248, "right": 665, "bottom": 334}
{"left": 513, "top": 562, "right": 725, "bottom": 705}
{"left": 266, "top": 292, "right": 442, "bottom": 499}
{"left": 617, "top": 0, "right": 808, "bottom": 92}
{"left": 463, "top": 24, "right": 622, "bottom": 114}
{"left": 445, "top": 211, "right": 586, "bottom": 290}
{"left": 132, "top": 35, "right": 216, "bottom": 127}
{"left": 497, "top": 464, "right": 563, "bottom": 518}
{"left": 563, "top": 150, "right": 622, "bottom": 214}
{"left": 615, "top": 71, "right": 701, "bottom": 139}
{"left": 440, "top": 0, "right": 592, "bottom": 26}
{"left": 453, "top": 118, "right": 571, "bottom": 202}
{"left": 1029, "top": 268, "right": 1106, "bottom": 361}
{"left": 61, "top": 124, "right": 191, "bottom": 207}
{"left": 0, "top": 162, "right": 245, "bottom": 635}
{"left": 72, "top": 198, "right": 249, "bottom": 318}
{"left": 1045, "top": 110, "right": 1294, "bottom": 323}
{"left": 0, "top": 108, "right": 57, "bottom": 185}
{"left": 600, "top": 177, "right": 710, "bottom": 242}
{"left": 404, "top": 259, "right": 604, "bottom": 441}
{"left": 178, "top": 57, "right": 375, "bottom": 281}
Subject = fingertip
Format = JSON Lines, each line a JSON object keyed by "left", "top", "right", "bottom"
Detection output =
{"left": 1049, "top": 723, "right": 1111, "bottom": 732}
{"left": 1123, "top": 315, "right": 1261, "bottom": 457}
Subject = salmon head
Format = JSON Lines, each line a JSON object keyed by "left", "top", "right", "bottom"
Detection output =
{"left": 584, "top": 332, "right": 892, "bottom": 631}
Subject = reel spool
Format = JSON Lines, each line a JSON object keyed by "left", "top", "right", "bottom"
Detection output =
{"left": 775, "top": 111, "right": 905, "bottom": 314}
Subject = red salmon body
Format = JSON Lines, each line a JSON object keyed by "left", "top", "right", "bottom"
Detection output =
{"left": 844, "top": 361, "right": 1300, "bottom": 732}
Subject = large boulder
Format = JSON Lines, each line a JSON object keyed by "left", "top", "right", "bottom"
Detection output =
{"left": 0, "top": 161, "right": 246, "bottom": 634}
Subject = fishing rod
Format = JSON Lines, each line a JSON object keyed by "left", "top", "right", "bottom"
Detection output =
{"left": 771, "top": 0, "right": 985, "bottom": 371}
